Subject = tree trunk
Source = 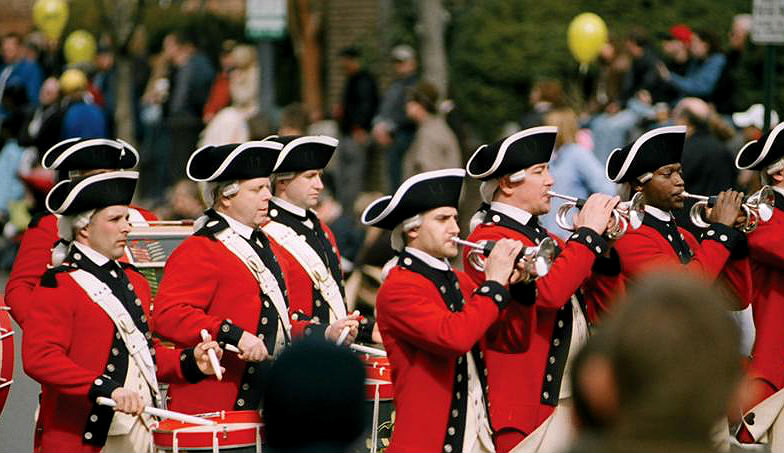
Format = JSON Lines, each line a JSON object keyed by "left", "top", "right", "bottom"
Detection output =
{"left": 114, "top": 56, "right": 136, "bottom": 143}
{"left": 417, "top": 0, "right": 449, "bottom": 97}
{"left": 290, "top": 0, "right": 324, "bottom": 117}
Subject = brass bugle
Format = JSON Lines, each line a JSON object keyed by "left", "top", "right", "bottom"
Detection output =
{"left": 452, "top": 236, "right": 556, "bottom": 282}
{"left": 682, "top": 186, "right": 775, "bottom": 233}
{"left": 548, "top": 191, "right": 645, "bottom": 240}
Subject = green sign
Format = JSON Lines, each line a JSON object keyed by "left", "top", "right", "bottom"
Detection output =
{"left": 246, "top": 0, "right": 287, "bottom": 40}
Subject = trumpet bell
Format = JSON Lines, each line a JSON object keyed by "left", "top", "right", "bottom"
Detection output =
{"left": 628, "top": 192, "right": 645, "bottom": 230}
{"left": 533, "top": 238, "right": 556, "bottom": 277}
{"left": 752, "top": 186, "right": 776, "bottom": 222}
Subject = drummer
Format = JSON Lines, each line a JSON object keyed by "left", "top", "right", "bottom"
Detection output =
{"left": 22, "top": 170, "right": 222, "bottom": 452}
{"left": 6, "top": 138, "right": 156, "bottom": 328}
{"left": 152, "top": 142, "right": 359, "bottom": 414}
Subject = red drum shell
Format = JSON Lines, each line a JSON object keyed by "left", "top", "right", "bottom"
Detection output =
{"left": 360, "top": 354, "right": 393, "bottom": 400}
{"left": 152, "top": 410, "right": 263, "bottom": 450}
{"left": 0, "top": 298, "right": 14, "bottom": 417}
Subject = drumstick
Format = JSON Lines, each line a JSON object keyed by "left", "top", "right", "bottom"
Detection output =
{"left": 225, "top": 344, "right": 240, "bottom": 353}
{"left": 200, "top": 329, "right": 222, "bottom": 381}
{"left": 96, "top": 397, "right": 216, "bottom": 426}
{"left": 350, "top": 343, "right": 387, "bottom": 357}
{"left": 336, "top": 310, "right": 361, "bottom": 346}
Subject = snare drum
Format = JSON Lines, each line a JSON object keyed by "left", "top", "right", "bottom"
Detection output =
{"left": 356, "top": 353, "right": 395, "bottom": 453}
{"left": 152, "top": 410, "right": 263, "bottom": 452}
{"left": 0, "top": 298, "right": 14, "bottom": 417}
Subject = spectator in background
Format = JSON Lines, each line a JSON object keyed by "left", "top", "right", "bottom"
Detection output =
{"left": 202, "top": 40, "right": 236, "bottom": 124}
{"left": 92, "top": 44, "right": 117, "bottom": 135}
{"left": 621, "top": 28, "right": 662, "bottom": 106}
{"left": 0, "top": 32, "right": 43, "bottom": 116}
{"left": 59, "top": 69, "right": 108, "bottom": 140}
{"left": 160, "top": 179, "right": 205, "bottom": 220}
{"left": 163, "top": 29, "right": 215, "bottom": 185}
{"left": 334, "top": 46, "right": 378, "bottom": 212}
{"left": 589, "top": 90, "right": 656, "bottom": 166}
{"left": 713, "top": 14, "right": 754, "bottom": 115}
{"left": 18, "top": 76, "right": 62, "bottom": 154}
{"left": 672, "top": 97, "right": 737, "bottom": 236}
{"left": 139, "top": 48, "right": 172, "bottom": 202}
{"left": 659, "top": 29, "right": 726, "bottom": 102}
{"left": 0, "top": 108, "right": 28, "bottom": 220}
{"left": 655, "top": 24, "right": 693, "bottom": 105}
{"left": 541, "top": 108, "right": 617, "bottom": 237}
{"left": 520, "top": 79, "right": 566, "bottom": 129}
{"left": 401, "top": 80, "right": 461, "bottom": 179}
{"left": 372, "top": 44, "right": 419, "bottom": 189}
{"left": 278, "top": 102, "right": 310, "bottom": 136}
{"left": 588, "top": 42, "right": 631, "bottom": 114}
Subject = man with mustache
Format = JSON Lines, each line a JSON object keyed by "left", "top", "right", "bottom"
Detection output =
{"left": 463, "top": 127, "right": 625, "bottom": 452}
{"left": 263, "top": 135, "right": 372, "bottom": 343}
{"left": 23, "top": 170, "right": 221, "bottom": 452}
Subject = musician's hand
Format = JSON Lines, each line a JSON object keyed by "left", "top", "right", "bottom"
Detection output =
{"left": 110, "top": 387, "right": 144, "bottom": 416}
{"left": 194, "top": 340, "right": 225, "bottom": 376}
{"left": 238, "top": 331, "right": 269, "bottom": 362}
{"left": 707, "top": 190, "right": 744, "bottom": 227}
{"left": 573, "top": 194, "right": 619, "bottom": 236}
{"left": 484, "top": 239, "right": 523, "bottom": 285}
{"left": 325, "top": 313, "right": 360, "bottom": 344}
{"left": 371, "top": 321, "right": 383, "bottom": 344}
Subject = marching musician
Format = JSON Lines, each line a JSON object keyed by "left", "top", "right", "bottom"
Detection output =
{"left": 362, "top": 168, "right": 533, "bottom": 453}
{"left": 22, "top": 170, "right": 221, "bottom": 452}
{"left": 5, "top": 138, "right": 156, "bottom": 328}
{"left": 152, "top": 141, "right": 358, "bottom": 414}
{"left": 732, "top": 122, "right": 784, "bottom": 447}
{"left": 263, "top": 135, "right": 376, "bottom": 342}
{"left": 463, "top": 127, "right": 625, "bottom": 452}
{"left": 605, "top": 126, "right": 752, "bottom": 300}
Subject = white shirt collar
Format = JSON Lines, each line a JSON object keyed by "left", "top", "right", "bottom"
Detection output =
{"left": 72, "top": 241, "right": 111, "bottom": 266}
{"left": 405, "top": 247, "right": 451, "bottom": 271}
{"left": 490, "top": 201, "right": 533, "bottom": 225}
{"left": 644, "top": 204, "right": 672, "bottom": 221}
{"left": 272, "top": 196, "right": 308, "bottom": 218}
{"left": 772, "top": 186, "right": 784, "bottom": 198}
{"left": 215, "top": 211, "right": 255, "bottom": 239}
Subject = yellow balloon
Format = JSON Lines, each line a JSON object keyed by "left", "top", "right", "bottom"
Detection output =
{"left": 64, "top": 30, "right": 97, "bottom": 65}
{"left": 32, "top": 0, "right": 69, "bottom": 41}
{"left": 567, "top": 13, "right": 608, "bottom": 66}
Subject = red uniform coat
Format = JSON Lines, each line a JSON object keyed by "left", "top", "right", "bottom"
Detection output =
{"left": 464, "top": 212, "right": 622, "bottom": 446}
{"left": 5, "top": 208, "right": 156, "bottom": 327}
{"left": 377, "top": 253, "right": 530, "bottom": 453}
{"left": 744, "top": 191, "right": 784, "bottom": 409}
{"left": 613, "top": 213, "right": 752, "bottom": 306}
{"left": 22, "top": 255, "right": 199, "bottom": 452}
{"left": 153, "top": 212, "right": 314, "bottom": 413}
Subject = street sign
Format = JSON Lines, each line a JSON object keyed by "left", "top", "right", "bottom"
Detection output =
{"left": 752, "top": 0, "right": 784, "bottom": 45}
{"left": 246, "top": 0, "right": 287, "bottom": 40}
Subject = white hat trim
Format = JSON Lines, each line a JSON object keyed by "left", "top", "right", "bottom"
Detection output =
{"left": 466, "top": 126, "right": 558, "bottom": 179}
{"left": 361, "top": 168, "right": 466, "bottom": 226}
{"left": 46, "top": 170, "right": 139, "bottom": 215}
{"left": 186, "top": 141, "right": 284, "bottom": 182}
{"left": 735, "top": 122, "right": 784, "bottom": 170}
{"left": 272, "top": 135, "right": 339, "bottom": 173}
{"left": 605, "top": 125, "right": 687, "bottom": 182}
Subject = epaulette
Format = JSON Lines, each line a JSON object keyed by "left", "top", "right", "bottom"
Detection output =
{"left": 40, "top": 264, "right": 74, "bottom": 288}
{"left": 28, "top": 211, "right": 49, "bottom": 229}
{"left": 193, "top": 216, "right": 228, "bottom": 239}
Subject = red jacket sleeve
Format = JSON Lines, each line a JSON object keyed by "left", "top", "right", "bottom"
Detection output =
{"left": 747, "top": 216, "right": 784, "bottom": 270}
{"left": 377, "top": 269, "right": 507, "bottom": 357}
{"left": 5, "top": 215, "right": 58, "bottom": 326}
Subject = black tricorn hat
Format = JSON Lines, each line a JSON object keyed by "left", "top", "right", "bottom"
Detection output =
{"left": 466, "top": 127, "right": 558, "bottom": 181}
{"left": 186, "top": 141, "right": 284, "bottom": 182}
{"left": 606, "top": 126, "right": 687, "bottom": 183}
{"left": 265, "top": 135, "right": 338, "bottom": 174}
{"left": 42, "top": 138, "right": 139, "bottom": 171}
{"left": 735, "top": 122, "right": 784, "bottom": 171}
{"left": 45, "top": 170, "right": 138, "bottom": 216}
{"left": 361, "top": 168, "right": 465, "bottom": 230}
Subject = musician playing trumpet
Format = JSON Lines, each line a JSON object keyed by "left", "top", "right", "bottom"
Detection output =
{"left": 732, "top": 122, "right": 784, "bottom": 448}
{"left": 606, "top": 126, "right": 752, "bottom": 307}
{"left": 463, "top": 127, "right": 625, "bottom": 453}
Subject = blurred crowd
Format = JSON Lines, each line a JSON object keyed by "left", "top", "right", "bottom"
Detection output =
{"left": 0, "top": 14, "right": 775, "bottom": 276}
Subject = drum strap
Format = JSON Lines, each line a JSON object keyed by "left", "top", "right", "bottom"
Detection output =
{"left": 263, "top": 221, "right": 347, "bottom": 320}
{"left": 215, "top": 228, "right": 292, "bottom": 338}
{"left": 69, "top": 269, "right": 161, "bottom": 406}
